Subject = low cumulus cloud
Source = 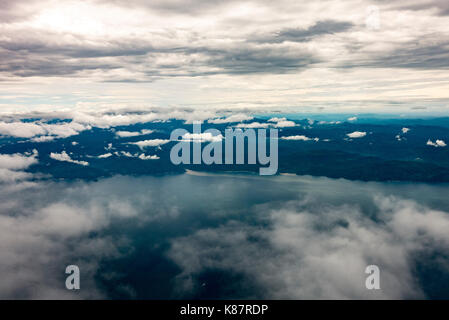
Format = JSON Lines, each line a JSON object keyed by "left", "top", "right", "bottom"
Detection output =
{"left": 234, "top": 118, "right": 296, "bottom": 129}
{"left": 130, "top": 139, "right": 170, "bottom": 149}
{"left": 0, "top": 150, "right": 38, "bottom": 170}
{"left": 0, "top": 150, "right": 38, "bottom": 183}
{"left": 111, "top": 150, "right": 159, "bottom": 160}
{"left": 138, "top": 154, "right": 160, "bottom": 160}
{"left": 1, "top": 172, "right": 449, "bottom": 299}
{"left": 168, "top": 194, "right": 449, "bottom": 299}
{"left": 0, "top": 106, "right": 225, "bottom": 134}
{"left": 208, "top": 114, "right": 253, "bottom": 124}
{"left": 347, "top": 131, "right": 367, "bottom": 138}
{"left": 0, "top": 121, "right": 90, "bottom": 140}
{"left": 235, "top": 122, "right": 270, "bottom": 129}
{"left": 97, "top": 153, "right": 112, "bottom": 158}
{"left": 50, "top": 151, "right": 89, "bottom": 166}
{"left": 396, "top": 128, "right": 411, "bottom": 141}
{"left": 0, "top": 175, "right": 182, "bottom": 299}
{"left": 427, "top": 139, "right": 447, "bottom": 147}
{"left": 281, "top": 135, "right": 319, "bottom": 141}
{"left": 0, "top": 181, "right": 131, "bottom": 299}
{"left": 115, "top": 129, "right": 153, "bottom": 138}
{"left": 182, "top": 132, "right": 223, "bottom": 143}
{"left": 268, "top": 117, "right": 287, "bottom": 123}
{"left": 273, "top": 120, "right": 296, "bottom": 128}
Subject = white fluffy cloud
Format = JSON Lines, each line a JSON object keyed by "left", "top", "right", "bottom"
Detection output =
{"left": 0, "top": 107, "right": 223, "bottom": 134}
{"left": 50, "top": 151, "right": 89, "bottom": 166}
{"left": 182, "top": 132, "right": 223, "bottom": 143}
{"left": 97, "top": 153, "right": 112, "bottom": 158}
{"left": 267, "top": 117, "right": 296, "bottom": 128}
{"left": 0, "top": 150, "right": 38, "bottom": 170}
{"left": 130, "top": 139, "right": 170, "bottom": 149}
{"left": 208, "top": 114, "right": 253, "bottom": 124}
{"left": 268, "top": 117, "right": 286, "bottom": 123}
{"left": 234, "top": 118, "right": 295, "bottom": 129}
{"left": 281, "top": 135, "right": 318, "bottom": 141}
{"left": 347, "top": 131, "right": 367, "bottom": 138}
{"left": 0, "top": 150, "right": 38, "bottom": 183}
{"left": 0, "top": 121, "right": 46, "bottom": 138}
{"left": 396, "top": 128, "right": 410, "bottom": 141}
{"left": 138, "top": 154, "right": 160, "bottom": 160}
{"left": 427, "top": 139, "right": 447, "bottom": 147}
{"left": 235, "top": 122, "right": 270, "bottom": 129}
{"left": 112, "top": 151, "right": 159, "bottom": 159}
{"left": 0, "top": 169, "right": 33, "bottom": 183}
{"left": 0, "top": 178, "right": 143, "bottom": 299}
{"left": 0, "top": 175, "right": 183, "bottom": 299}
{"left": 0, "top": 121, "right": 90, "bottom": 140}
{"left": 115, "top": 129, "right": 153, "bottom": 138}
{"left": 274, "top": 120, "right": 296, "bottom": 128}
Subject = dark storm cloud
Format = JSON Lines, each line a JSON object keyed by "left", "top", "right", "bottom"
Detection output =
{"left": 253, "top": 20, "right": 354, "bottom": 44}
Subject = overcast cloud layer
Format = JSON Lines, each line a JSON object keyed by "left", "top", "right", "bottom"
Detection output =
{"left": 0, "top": 0, "right": 449, "bottom": 113}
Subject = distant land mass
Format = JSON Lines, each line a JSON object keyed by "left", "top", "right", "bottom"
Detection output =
{"left": 1, "top": 116, "right": 449, "bottom": 183}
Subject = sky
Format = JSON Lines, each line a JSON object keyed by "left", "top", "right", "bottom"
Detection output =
{"left": 1, "top": 0, "right": 449, "bottom": 115}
